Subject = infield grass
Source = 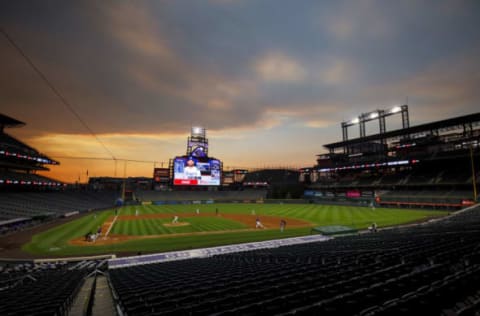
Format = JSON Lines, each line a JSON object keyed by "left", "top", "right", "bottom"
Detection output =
{"left": 111, "top": 216, "right": 247, "bottom": 235}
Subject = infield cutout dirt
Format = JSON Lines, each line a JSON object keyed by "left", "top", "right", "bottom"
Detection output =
{"left": 69, "top": 213, "right": 313, "bottom": 246}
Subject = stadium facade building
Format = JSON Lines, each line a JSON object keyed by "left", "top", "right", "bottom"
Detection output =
{"left": 302, "top": 106, "right": 480, "bottom": 209}
{"left": 0, "top": 113, "right": 63, "bottom": 190}
{"left": 0, "top": 114, "right": 118, "bottom": 231}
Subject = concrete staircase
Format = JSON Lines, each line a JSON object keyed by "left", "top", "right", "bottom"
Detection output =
{"left": 92, "top": 276, "right": 116, "bottom": 315}
{"left": 68, "top": 273, "right": 116, "bottom": 316}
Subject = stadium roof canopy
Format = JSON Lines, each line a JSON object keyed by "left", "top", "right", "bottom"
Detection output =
{"left": 0, "top": 114, "right": 59, "bottom": 166}
{"left": 323, "top": 112, "right": 480, "bottom": 151}
{"left": 0, "top": 113, "right": 25, "bottom": 130}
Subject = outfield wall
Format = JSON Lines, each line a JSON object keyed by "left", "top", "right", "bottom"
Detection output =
{"left": 150, "top": 199, "right": 315, "bottom": 205}
{"left": 136, "top": 189, "right": 268, "bottom": 202}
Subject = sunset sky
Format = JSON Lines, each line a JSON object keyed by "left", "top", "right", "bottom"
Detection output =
{"left": 1, "top": 0, "right": 479, "bottom": 183}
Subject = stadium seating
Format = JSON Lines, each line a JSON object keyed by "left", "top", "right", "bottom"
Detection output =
{"left": 0, "top": 191, "right": 118, "bottom": 221}
{"left": 0, "top": 261, "right": 96, "bottom": 316}
{"left": 405, "top": 169, "right": 440, "bottom": 185}
{"left": 0, "top": 170, "right": 61, "bottom": 183}
{"left": 378, "top": 190, "right": 473, "bottom": 208}
{"left": 243, "top": 169, "right": 299, "bottom": 185}
{"left": 378, "top": 172, "right": 408, "bottom": 185}
{"left": 437, "top": 167, "right": 472, "bottom": 185}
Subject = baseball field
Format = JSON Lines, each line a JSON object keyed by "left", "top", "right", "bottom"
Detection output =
{"left": 22, "top": 203, "right": 447, "bottom": 257}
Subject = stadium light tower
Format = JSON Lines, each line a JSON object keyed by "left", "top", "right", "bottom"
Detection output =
{"left": 187, "top": 126, "right": 208, "bottom": 157}
{"left": 341, "top": 104, "right": 409, "bottom": 142}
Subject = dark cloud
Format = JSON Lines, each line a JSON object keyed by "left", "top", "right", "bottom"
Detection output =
{"left": 1, "top": 0, "right": 479, "bottom": 140}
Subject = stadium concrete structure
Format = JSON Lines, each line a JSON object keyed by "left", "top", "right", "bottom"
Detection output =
{"left": 301, "top": 106, "right": 480, "bottom": 210}
{"left": 1, "top": 111, "right": 480, "bottom": 315}
{"left": 0, "top": 113, "right": 62, "bottom": 190}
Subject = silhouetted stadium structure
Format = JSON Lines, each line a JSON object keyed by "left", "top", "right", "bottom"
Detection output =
{"left": 0, "top": 113, "right": 62, "bottom": 190}
{"left": 301, "top": 108, "right": 480, "bottom": 210}
{"left": 1, "top": 110, "right": 480, "bottom": 315}
{"left": 0, "top": 114, "right": 117, "bottom": 232}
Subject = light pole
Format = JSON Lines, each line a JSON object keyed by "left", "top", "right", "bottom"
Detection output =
{"left": 122, "top": 160, "right": 127, "bottom": 202}
{"left": 471, "top": 146, "right": 478, "bottom": 202}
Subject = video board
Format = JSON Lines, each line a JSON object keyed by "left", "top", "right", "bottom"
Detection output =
{"left": 173, "top": 156, "right": 221, "bottom": 186}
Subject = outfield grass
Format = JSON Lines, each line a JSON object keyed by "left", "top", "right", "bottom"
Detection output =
{"left": 22, "top": 204, "right": 447, "bottom": 257}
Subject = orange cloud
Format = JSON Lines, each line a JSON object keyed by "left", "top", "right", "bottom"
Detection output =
{"left": 25, "top": 132, "right": 187, "bottom": 183}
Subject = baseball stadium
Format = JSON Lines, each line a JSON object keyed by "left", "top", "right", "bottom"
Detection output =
{"left": 1, "top": 108, "right": 480, "bottom": 315}
{"left": 2, "top": 2, "right": 480, "bottom": 315}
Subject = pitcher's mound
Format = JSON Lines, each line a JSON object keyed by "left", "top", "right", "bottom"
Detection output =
{"left": 163, "top": 222, "right": 190, "bottom": 227}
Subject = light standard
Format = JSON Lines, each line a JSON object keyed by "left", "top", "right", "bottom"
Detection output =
{"left": 470, "top": 146, "right": 478, "bottom": 202}
{"left": 122, "top": 160, "right": 127, "bottom": 202}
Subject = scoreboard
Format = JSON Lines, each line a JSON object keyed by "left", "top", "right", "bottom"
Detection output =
{"left": 153, "top": 168, "right": 170, "bottom": 184}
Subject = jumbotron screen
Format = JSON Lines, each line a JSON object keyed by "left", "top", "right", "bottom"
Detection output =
{"left": 173, "top": 156, "right": 221, "bottom": 186}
